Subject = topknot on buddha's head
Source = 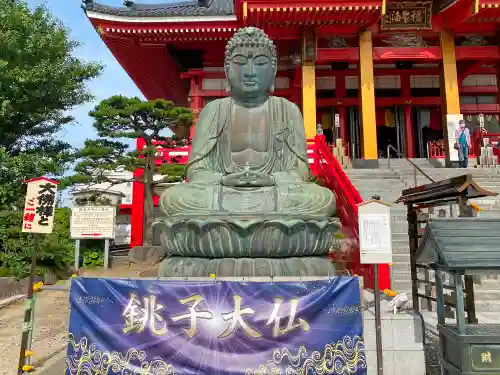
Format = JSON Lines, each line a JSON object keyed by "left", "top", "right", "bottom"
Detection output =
{"left": 225, "top": 27, "right": 277, "bottom": 68}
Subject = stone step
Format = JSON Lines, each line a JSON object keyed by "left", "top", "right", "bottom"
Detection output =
{"left": 391, "top": 270, "right": 412, "bottom": 282}
{"left": 480, "top": 210, "right": 500, "bottom": 217}
{"left": 475, "top": 300, "right": 500, "bottom": 312}
{"left": 392, "top": 254, "right": 411, "bottom": 263}
{"left": 474, "top": 290, "right": 500, "bottom": 300}
{"left": 391, "top": 262, "right": 411, "bottom": 272}
{"left": 391, "top": 280, "right": 412, "bottom": 293}
{"left": 390, "top": 222, "right": 409, "bottom": 234}
{"left": 346, "top": 170, "right": 397, "bottom": 176}
{"left": 393, "top": 245, "right": 410, "bottom": 255}
{"left": 348, "top": 179, "right": 403, "bottom": 187}
{"left": 356, "top": 192, "right": 405, "bottom": 199}
{"left": 355, "top": 187, "right": 406, "bottom": 193}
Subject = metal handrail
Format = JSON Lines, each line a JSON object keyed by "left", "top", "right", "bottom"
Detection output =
{"left": 386, "top": 144, "right": 435, "bottom": 187}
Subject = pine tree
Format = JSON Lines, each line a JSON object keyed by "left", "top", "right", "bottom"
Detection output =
{"left": 64, "top": 96, "right": 193, "bottom": 245}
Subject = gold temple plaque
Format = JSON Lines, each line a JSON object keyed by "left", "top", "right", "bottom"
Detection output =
{"left": 381, "top": 1, "right": 432, "bottom": 30}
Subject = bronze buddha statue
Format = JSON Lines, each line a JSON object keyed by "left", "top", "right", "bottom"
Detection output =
{"left": 156, "top": 27, "right": 339, "bottom": 277}
{"left": 161, "top": 27, "right": 335, "bottom": 217}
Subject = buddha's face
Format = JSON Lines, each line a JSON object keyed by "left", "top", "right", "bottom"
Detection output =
{"left": 226, "top": 45, "right": 275, "bottom": 100}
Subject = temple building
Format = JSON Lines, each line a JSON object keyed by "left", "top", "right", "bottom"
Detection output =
{"left": 83, "top": 0, "right": 500, "bottom": 161}
{"left": 82, "top": 0, "right": 500, "bottom": 285}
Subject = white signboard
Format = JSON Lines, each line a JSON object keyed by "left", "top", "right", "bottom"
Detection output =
{"left": 115, "top": 214, "right": 131, "bottom": 245}
{"left": 446, "top": 114, "right": 463, "bottom": 163}
{"left": 71, "top": 206, "right": 116, "bottom": 239}
{"left": 22, "top": 177, "right": 58, "bottom": 234}
{"left": 358, "top": 201, "right": 392, "bottom": 264}
{"left": 334, "top": 113, "right": 340, "bottom": 128}
{"left": 479, "top": 113, "right": 485, "bottom": 128}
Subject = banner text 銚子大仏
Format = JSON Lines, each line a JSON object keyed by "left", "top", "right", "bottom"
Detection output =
{"left": 66, "top": 277, "right": 366, "bottom": 375}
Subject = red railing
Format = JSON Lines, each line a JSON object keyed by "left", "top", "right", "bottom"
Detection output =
{"left": 427, "top": 140, "right": 477, "bottom": 159}
{"left": 313, "top": 135, "right": 390, "bottom": 290}
{"left": 426, "top": 130, "right": 499, "bottom": 160}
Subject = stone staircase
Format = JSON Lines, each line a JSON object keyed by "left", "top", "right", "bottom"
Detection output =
{"left": 385, "top": 159, "right": 500, "bottom": 313}
{"left": 345, "top": 159, "right": 500, "bottom": 313}
{"left": 343, "top": 168, "right": 411, "bottom": 293}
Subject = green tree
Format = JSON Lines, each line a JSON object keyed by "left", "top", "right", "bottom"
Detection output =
{"left": 0, "top": 0, "right": 101, "bottom": 154}
{"left": 0, "top": 0, "right": 101, "bottom": 209}
{"left": 0, "top": 208, "right": 74, "bottom": 279}
{"left": 64, "top": 96, "right": 193, "bottom": 246}
{"left": 0, "top": 148, "right": 72, "bottom": 209}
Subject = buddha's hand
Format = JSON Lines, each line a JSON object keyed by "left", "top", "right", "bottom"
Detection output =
{"left": 221, "top": 171, "right": 275, "bottom": 187}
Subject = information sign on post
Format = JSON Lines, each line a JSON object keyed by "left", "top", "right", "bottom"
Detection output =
{"left": 70, "top": 206, "right": 116, "bottom": 239}
{"left": 18, "top": 177, "right": 59, "bottom": 375}
{"left": 357, "top": 198, "right": 392, "bottom": 375}
{"left": 22, "top": 177, "right": 58, "bottom": 234}
{"left": 358, "top": 200, "right": 392, "bottom": 265}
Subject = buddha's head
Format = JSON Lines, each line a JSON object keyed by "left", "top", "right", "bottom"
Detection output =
{"left": 225, "top": 27, "right": 277, "bottom": 104}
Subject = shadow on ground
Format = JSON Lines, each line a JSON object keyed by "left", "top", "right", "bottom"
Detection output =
{"left": 37, "top": 356, "right": 65, "bottom": 375}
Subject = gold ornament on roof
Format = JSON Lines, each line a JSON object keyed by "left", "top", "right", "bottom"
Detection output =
{"left": 460, "top": 36, "right": 489, "bottom": 46}
{"left": 327, "top": 36, "right": 348, "bottom": 48}
{"left": 381, "top": 33, "right": 427, "bottom": 48}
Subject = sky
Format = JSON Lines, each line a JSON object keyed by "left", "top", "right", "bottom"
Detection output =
{"left": 26, "top": 0, "right": 166, "bottom": 148}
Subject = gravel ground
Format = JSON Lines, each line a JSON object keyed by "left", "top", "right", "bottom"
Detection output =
{"left": 0, "top": 289, "right": 69, "bottom": 375}
{"left": 0, "top": 264, "right": 152, "bottom": 375}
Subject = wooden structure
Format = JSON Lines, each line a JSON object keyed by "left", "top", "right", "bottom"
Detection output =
{"left": 417, "top": 218, "right": 500, "bottom": 375}
{"left": 395, "top": 174, "right": 498, "bottom": 314}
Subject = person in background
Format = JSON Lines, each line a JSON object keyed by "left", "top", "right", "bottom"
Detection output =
{"left": 455, "top": 119, "right": 471, "bottom": 168}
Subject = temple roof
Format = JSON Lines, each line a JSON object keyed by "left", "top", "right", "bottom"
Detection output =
{"left": 82, "top": 0, "right": 235, "bottom": 17}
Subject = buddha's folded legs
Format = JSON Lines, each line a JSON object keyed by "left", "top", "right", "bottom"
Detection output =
{"left": 161, "top": 183, "right": 336, "bottom": 216}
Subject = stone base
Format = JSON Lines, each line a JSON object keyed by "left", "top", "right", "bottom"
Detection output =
{"left": 128, "top": 245, "right": 168, "bottom": 266}
{"left": 153, "top": 214, "right": 341, "bottom": 258}
{"left": 158, "top": 256, "right": 336, "bottom": 277}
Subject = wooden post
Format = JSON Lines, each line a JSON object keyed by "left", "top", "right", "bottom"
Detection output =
{"left": 18, "top": 234, "right": 40, "bottom": 374}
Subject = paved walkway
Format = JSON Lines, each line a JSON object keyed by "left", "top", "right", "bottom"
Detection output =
{"left": 0, "top": 264, "right": 152, "bottom": 375}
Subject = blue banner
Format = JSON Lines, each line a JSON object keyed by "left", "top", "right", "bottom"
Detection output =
{"left": 66, "top": 277, "right": 366, "bottom": 375}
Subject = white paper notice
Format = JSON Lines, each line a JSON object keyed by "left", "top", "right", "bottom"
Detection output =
{"left": 359, "top": 214, "right": 390, "bottom": 251}
{"left": 359, "top": 213, "right": 392, "bottom": 264}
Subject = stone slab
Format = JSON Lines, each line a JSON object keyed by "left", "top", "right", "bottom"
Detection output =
{"left": 362, "top": 291, "right": 426, "bottom": 375}
{"left": 0, "top": 294, "right": 26, "bottom": 310}
{"left": 128, "top": 245, "right": 168, "bottom": 266}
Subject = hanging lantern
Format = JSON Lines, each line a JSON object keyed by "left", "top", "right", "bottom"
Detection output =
{"left": 487, "top": 115, "right": 493, "bottom": 122}
{"left": 496, "top": 115, "right": 499, "bottom": 122}
{"left": 467, "top": 115, "right": 472, "bottom": 122}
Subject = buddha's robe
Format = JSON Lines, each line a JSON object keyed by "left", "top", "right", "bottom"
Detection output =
{"left": 161, "top": 96, "right": 336, "bottom": 216}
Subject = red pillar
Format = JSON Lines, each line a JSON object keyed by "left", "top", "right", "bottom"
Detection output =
{"left": 338, "top": 107, "right": 348, "bottom": 146}
{"left": 404, "top": 106, "right": 416, "bottom": 158}
{"left": 401, "top": 74, "right": 416, "bottom": 158}
{"left": 335, "top": 75, "right": 348, "bottom": 146}
{"left": 130, "top": 138, "right": 146, "bottom": 248}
